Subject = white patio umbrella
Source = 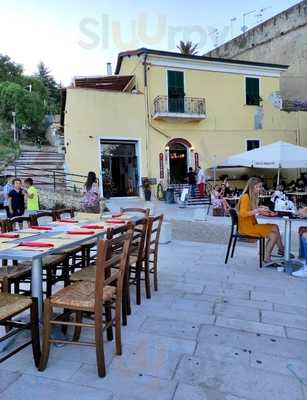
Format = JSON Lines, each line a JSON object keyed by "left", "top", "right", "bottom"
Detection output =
{"left": 221, "top": 141, "right": 307, "bottom": 184}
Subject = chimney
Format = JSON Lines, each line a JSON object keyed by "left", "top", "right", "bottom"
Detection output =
{"left": 107, "top": 62, "right": 112, "bottom": 76}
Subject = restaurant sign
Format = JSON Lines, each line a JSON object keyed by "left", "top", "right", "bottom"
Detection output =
{"left": 159, "top": 153, "right": 164, "bottom": 178}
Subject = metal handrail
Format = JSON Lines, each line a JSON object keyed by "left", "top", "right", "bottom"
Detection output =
{"left": 9, "top": 163, "right": 88, "bottom": 193}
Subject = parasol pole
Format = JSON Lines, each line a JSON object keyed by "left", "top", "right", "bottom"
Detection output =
{"left": 277, "top": 166, "right": 281, "bottom": 186}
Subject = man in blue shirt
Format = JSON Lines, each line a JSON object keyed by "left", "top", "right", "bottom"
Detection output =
{"left": 3, "top": 175, "right": 13, "bottom": 217}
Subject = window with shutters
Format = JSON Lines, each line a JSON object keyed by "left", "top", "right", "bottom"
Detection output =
{"left": 245, "top": 77, "right": 261, "bottom": 106}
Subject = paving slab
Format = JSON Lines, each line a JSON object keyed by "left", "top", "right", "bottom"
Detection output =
{"left": 262, "top": 310, "right": 307, "bottom": 330}
{"left": 140, "top": 317, "right": 200, "bottom": 340}
{"left": 0, "top": 369, "right": 21, "bottom": 394}
{"left": 110, "top": 343, "right": 182, "bottom": 379}
{"left": 0, "top": 374, "right": 113, "bottom": 400}
{"left": 214, "top": 303, "right": 260, "bottom": 322}
{"left": 69, "top": 365, "right": 177, "bottom": 400}
{"left": 198, "top": 324, "right": 307, "bottom": 359}
{"left": 174, "top": 383, "right": 248, "bottom": 400}
{"left": 222, "top": 297, "right": 273, "bottom": 311}
{"left": 195, "top": 342, "right": 250, "bottom": 365}
{"left": 216, "top": 316, "right": 286, "bottom": 337}
{"left": 285, "top": 327, "right": 307, "bottom": 342}
{"left": 175, "top": 355, "right": 304, "bottom": 400}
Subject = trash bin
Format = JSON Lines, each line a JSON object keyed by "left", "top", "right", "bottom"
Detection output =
{"left": 165, "top": 188, "right": 175, "bottom": 204}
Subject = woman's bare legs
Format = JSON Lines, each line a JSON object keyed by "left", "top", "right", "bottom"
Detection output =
{"left": 265, "top": 225, "right": 283, "bottom": 261}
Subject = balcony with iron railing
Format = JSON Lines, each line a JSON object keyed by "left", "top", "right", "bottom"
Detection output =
{"left": 153, "top": 96, "right": 207, "bottom": 121}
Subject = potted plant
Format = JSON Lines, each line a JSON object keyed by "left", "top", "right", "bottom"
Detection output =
{"left": 142, "top": 178, "right": 152, "bottom": 201}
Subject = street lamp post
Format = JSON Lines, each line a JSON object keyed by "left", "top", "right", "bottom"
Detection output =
{"left": 11, "top": 111, "right": 17, "bottom": 143}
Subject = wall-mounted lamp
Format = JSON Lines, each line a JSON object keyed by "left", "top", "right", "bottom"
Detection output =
{"left": 165, "top": 146, "right": 170, "bottom": 151}
{"left": 190, "top": 147, "right": 195, "bottom": 152}
{"left": 89, "top": 135, "right": 94, "bottom": 139}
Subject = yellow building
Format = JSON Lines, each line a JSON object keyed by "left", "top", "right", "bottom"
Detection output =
{"left": 63, "top": 48, "right": 307, "bottom": 197}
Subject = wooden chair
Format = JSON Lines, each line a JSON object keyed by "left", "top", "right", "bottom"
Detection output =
{"left": 69, "top": 223, "right": 135, "bottom": 326}
{"left": 39, "top": 230, "right": 133, "bottom": 377}
{"left": 224, "top": 208, "right": 265, "bottom": 268}
{"left": 5, "top": 216, "right": 68, "bottom": 297}
{"left": 0, "top": 294, "right": 40, "bottom": 366}
{"left": 1, "top": 217, "right": 33, "bottom": 294}
{"left": 30, "top": 211, "right": 56, "bottom": 226}
{"left": 53, "top": 208, "right": 75, "bottom": 220}
{"left": 120, "top": 207, "right": 150, "bottom": 217}
{"left": 144, "top": 215, "right": 164, "bottom": 294}
{"left": 129, "top": 215, "right": 163, "bottom": 303}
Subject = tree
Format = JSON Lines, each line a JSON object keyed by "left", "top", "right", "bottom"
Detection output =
{"left": 176, "top": 41, "right": 199, "bottom": 55}
{"left": 0, "top": 82, "right": 45, "bottom": 129}
{"left": 0, "top": 54, "right": 23, "bottom": 82}
{"left": 35, "top": 62, "right": 60, "bottom": 114}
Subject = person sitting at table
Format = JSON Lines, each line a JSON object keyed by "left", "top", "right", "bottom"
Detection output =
{"left": 293, "top": 227, "right": 307, "bottom": 277}
{"left": 296, "top": 178, "right": 305, "bottom": 192}
{"left": 211, "top": 185, "right": 230, "bottom": 215}
{"left": 221, "top": 179, "right": 232, "bottom": 197}
{"left": 270, "top": 185, "right": 286, "bottom": 204}
{"left": 287, "top": 180, "right": 296, "bottom": 192}
{"left": 238, "top": 177, "right": 284, "bottom": 264}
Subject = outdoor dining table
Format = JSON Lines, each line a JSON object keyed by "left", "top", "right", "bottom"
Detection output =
{"left": 0, "top": 214, "right": 138, "bottom": 320}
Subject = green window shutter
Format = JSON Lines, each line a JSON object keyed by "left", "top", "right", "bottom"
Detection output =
{"left": 246, "top": 77, "right": 260, "bottom": 105}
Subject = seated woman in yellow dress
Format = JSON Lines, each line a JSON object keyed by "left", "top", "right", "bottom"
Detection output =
{"left": 238, "top": 177, "right": 284, "bottom": 263}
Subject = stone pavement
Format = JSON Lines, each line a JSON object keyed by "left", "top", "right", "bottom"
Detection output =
{"left": 1, "top": 237, "right": 307, "bottom": 399}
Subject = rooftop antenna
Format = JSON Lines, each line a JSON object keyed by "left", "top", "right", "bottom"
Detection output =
{"left": 256, "top": 7, "right": 271, "bottom": 24}
{"left": 241, "top": 9, "right": 256, "bottom": 33}
{"left": 230, "top": 17, "right": 237, "bottom": 38}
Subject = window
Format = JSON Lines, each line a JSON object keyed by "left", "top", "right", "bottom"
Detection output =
{"left": 245, "top": 77, "right": 261, "bottom": 106}
{"left": 167, "top": 70, "right": 184, "bottom": 112}
{"left": 246, "top": 139, "right": 260, "bottom": 151}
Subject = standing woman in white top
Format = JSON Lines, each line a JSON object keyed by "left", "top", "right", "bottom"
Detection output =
{"left": 196, "top": 166, "right": 206, "bottom": 197}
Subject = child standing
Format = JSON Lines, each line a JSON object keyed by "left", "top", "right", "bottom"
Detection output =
{"left": 8, "top": 178, "right": 25, "bottom": 218}
{"left": 24, "top": 178, "right": 39, "bottom": 213}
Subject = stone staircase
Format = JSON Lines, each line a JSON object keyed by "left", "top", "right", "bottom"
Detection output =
{"left": 2, "top": 146, "right": 66, "bottom": 191}
{"left": 170, "top": 184, "right": 211, "bottom": 207}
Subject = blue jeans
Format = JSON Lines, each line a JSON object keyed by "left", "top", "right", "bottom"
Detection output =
{"left": 299, "top": 234, "right": 307, "bottom": 262}
{"left": 190, "top": 184, "right": 196, "bottom": 197}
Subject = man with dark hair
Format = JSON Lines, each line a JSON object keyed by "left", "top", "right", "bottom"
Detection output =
{"left": 3, "top": 175, "right": 13, "bottom": 217}
{"left": 8, "top": 178, "right": 25, "bottom": 218}
{"left": 24, "top": 178, "right": 39, "bottom": 212}
{"left": 187, "top": 167, "right": 196, "bottom": 197}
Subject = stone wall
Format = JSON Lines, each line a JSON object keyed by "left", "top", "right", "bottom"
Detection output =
{"left": 39, "top": 189, "right": 83, "bottom": 210}
{"left": 206, "top": 1, "right": 307, "bottom": 103}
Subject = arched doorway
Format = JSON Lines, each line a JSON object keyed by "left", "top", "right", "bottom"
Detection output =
{"left": 167, "top": 139, "right": 191, "bottom": 184}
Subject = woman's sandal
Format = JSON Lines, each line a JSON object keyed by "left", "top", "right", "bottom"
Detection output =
{"left": 276, "top": 250, "right": 295, "bottom": 259}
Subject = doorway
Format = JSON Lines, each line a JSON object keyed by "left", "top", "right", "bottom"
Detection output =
{"left": 169, "top": 142, "right": 188, "bottom": 183}
{"left": 101, "top": 140, "right": 139, "bottom": 197}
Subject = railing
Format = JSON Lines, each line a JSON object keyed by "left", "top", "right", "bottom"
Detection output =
{"left": 153, "top": 96, "right": 206, "bottom": 115}
{"left": 10, "top": 164, "right": 88, "bottom": 193}
{"left": 282, "top": 99, "right": 307, "bottom": 111}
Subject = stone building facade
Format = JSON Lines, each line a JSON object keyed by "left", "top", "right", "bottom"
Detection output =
{"left": 206, "top": 1, "right": 307, "bottom": 106}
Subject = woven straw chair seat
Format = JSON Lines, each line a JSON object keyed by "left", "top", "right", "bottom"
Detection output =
{"left": 0, "top": 264, "right": 32, "bottom": 281}
{"left": 70, "top": 266, "right": 96, "bottom": 282}
{"left": 0, "top": 293, "right": 32, "bottom": 320}
{"left": 50, "top": 281, "right": 116, "bottom": 311}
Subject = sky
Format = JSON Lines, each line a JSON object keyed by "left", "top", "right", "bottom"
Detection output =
{"left": 0, "top": 0, "right": 300, "bottom": 85}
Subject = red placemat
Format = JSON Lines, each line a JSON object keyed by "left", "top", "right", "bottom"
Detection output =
{"left": 0, "top": 233, "right": 19, "bottom": 239}
{"left": 81, "top": 225, "right": 104, "bottom": 229}
{"left": 30, "top": 226, "right": 53, "bottom": 231}
{"left": 105, "top": 219, "right": 126, "bottom": 224}
{"left": 19, "top": 242, "right": 54, "bottom": 248}
{"left": 66, "top": 230, "right": 95, "bottom": 235}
